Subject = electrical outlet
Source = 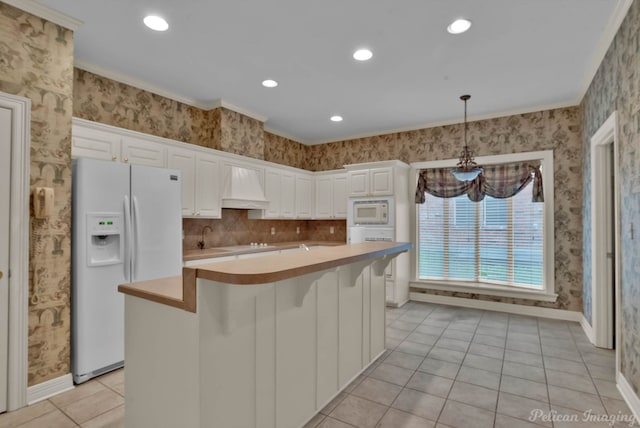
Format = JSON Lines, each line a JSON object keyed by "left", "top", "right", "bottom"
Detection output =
{"left": 271, "top": 227, "right": 276, "bottom": 235}
{"left": 296, "top": 227, "right": 300, "bottom": 234}
{"left": 330, "top": 226, "right": 335, "bottom": 234}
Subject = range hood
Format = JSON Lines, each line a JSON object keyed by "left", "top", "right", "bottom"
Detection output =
{"left": 221, "top": 166, "right": 270, "bottom": 210}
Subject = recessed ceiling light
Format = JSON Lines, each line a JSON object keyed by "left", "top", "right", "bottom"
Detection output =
{"left": 447, "top": 18, "right": 472, "bottom": 34}
{"left": 353, "top": 49, "right": 373, "bottom": 61}
{"left": 262, "top": 79, "right": 278, "bottom": 88}
{"left": 144, "top": 15, "right": 169, "bottom": 31}
{"left": 330, "top": 115, "right": 343, "bottom": 122}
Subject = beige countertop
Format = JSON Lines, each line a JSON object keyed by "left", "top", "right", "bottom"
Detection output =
{"left": 183, "top": 240, "right": 344, "bottom": 261}
{"left": 119, "top": 241, "right": 412, "bottom": 313}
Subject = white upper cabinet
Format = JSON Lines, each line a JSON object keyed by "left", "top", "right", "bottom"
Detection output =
{"left": 121, "top": 136, "right": 166, "bottom": 167}
{"left": 332, "top": 173, "right": 348, "bottom": 218}
{"left": 72, "top": 121, "right": 165, "bottom": 167}
{"left": 315, "top": 172, "right": 348, "bottom": 219}
{"left": 263, "top": 169, "right": 282, "bottom": 218}
{"left": 280, "top": 172, "right": 296, "bottom": 218}
{"left": 314, "top": 176, "right": 332, "bottom": 219}
{"left": 168, "top": 147, "right": 220, "bottom": 218}
{"left": 248, "top": 168, "right": 296, "bottom": 219}
{"left": 194, "top": 154, "right": 220, "bottom": 218}
{"left": 347, "top": 167, "right": 393, "bottom": 197}
{"left": 72, "top": 125, "right": 121, "bottom": 161}
{"left": 295, "top": 174, "right": 313, "bottom": 219}
{"left": 168, "top": 148, "right": 196, "bottom": 216}
{"left": 370, "top": 167, "right": 394, "bottom": 195}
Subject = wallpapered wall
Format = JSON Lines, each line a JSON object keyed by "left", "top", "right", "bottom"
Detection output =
{"left": 75, "top": 69, "right": 269, "bottom": 161}
{"left": 306, "top": 108, "right": 584, "bottom": 312}
{"left": 0, "top": 3, "right": 74, "bottom": 386}
{"left": 264, "top": 132, "right": 308, "bottom": 170}
{"left": 581, "top": 0, "right": 640, "bottom": 393}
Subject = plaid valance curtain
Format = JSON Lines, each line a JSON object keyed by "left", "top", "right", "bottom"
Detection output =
{"left": 415, "top": 161, "right": 544, "bottom": 203}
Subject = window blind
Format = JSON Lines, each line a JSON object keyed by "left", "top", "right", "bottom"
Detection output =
{"left": 418, "top": 180, "right": 544, "bottom": 289}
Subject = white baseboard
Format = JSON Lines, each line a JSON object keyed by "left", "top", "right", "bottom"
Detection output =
{"left": 27, "top": 373, "right": 74, "bottom": 405}
{"left": 617, "top": 373, "right": 640, "bottom": 425}
{"left": 580, "top": 314, "right": 596, "bottom": 345}
{"left": 409, "top": 292, "right": 582, "bottom": 322}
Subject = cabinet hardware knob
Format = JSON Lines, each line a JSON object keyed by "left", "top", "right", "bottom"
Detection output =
{"left": 0, "top": 271, "right": 3, "bottom": 279}
{"left": 124, "top": 158, "right": 129, "bottom": 163}
{"left": 196, "top": 212, "right": 200, "bottom": 215}
{"left": 112, "top": 155, "right": 117, "bottom": 161}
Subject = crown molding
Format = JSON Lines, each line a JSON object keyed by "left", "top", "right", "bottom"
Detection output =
{"left": 304, "top": 99, "right": 579, "bottom": 145}
{"left": 3, "top": 0, "right": 82, "bottom": 30}
{"left": 578, "top": 0, "right": 634, "bottom": 101}
{"left": 210, "top": 99, "right": 267, "bottom": 123}
{"left": 263, "top": 126, "right": 306, "bottom": 145}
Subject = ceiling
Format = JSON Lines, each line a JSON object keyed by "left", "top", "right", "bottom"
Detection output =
{"left": 36, "top": 0, "right": 624, "bottom": 144}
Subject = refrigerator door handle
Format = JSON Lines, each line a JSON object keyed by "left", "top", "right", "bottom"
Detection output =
{"left": 123, "top": 196, "right": 132, "bottom": 281}
{"left": 132, "top": 196, "right": 140, "bottom": 281}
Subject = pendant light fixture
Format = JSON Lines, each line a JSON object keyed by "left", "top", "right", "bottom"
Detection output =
{"left": 450, "top": 94, "right": 483, "bottom": 182}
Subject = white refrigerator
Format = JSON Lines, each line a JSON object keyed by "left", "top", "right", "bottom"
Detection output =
{"left": 72, "top": 158, "right": 182, "bottom": 384}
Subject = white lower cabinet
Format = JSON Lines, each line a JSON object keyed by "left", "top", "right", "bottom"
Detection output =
{"left": 124, "top": 261, "right": 387, "bottom": 428}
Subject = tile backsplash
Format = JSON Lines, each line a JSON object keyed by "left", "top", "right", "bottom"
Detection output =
{"left": 183, "top": 209, "right": 346, "bottom": 250}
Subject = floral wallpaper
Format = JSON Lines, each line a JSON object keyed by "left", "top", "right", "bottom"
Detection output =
{"left": 264, "top": 132, "right": 308, "bottom": 170}
{"left": 0, "top": 2, "right": 74, "bottom": 386}
{"left": 581, "top": 0, "right": 640, "bottom": 394}
{"left": 74, "top": 68, "right": 216, "bottom": 148}
{"left": 218, "top": 107, "right": 264, "bottom": 160}
{"left": 307, "top": 108, "right": 585, "bottom": 312}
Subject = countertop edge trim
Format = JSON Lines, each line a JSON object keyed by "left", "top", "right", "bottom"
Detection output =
{"left": 117, "top": 283, "right": 191, "bottom": 312}
{"left": 195, "top": 242, "right": 412, "bottom": 285}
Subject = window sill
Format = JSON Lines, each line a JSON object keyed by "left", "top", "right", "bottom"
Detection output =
{"left": 410, "top": 280, "right": 558, "bottom": 303}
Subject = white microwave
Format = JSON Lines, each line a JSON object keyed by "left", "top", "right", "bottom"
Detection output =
{"left": 353, "top": 200, "right": 389, "bottom": 225}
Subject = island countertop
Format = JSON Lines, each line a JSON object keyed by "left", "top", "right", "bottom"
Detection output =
{"left": 118, "top": 241, "right": 412, "bottom": 313}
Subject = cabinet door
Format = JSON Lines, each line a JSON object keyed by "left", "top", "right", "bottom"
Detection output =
{"left": 370, "top": 167, "right": 393, "bottom": 196}
{"left": 167, "top": 148, "right": 196, "bottom": 216}
{"left": 195, "top": 154, "right": 221, "bottom": 218}
{"left": 348, "top": 170, "right": 369, "bottom": 197}
{"left": 295, "top": 175, "right": 313, "bottom": 219}
{"left": 280, "top": 173, "right": 295, "bottom": 218}
{"left": 332, "top": 174, "right": 348, "bottom": 218}
{"left": 121, "top": 136, "right": 166, "bottom": 167}
{"left": 314, "top": 176, "right": 332, "bottom": 219}
{"left": 264, "top": 169, "right": 282, "bottom": 218}
{"left": 72, "top": 126, "right": 120, "bottom": 161}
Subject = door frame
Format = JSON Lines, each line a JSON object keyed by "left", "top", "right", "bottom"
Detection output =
{"left": 0, "top": 92, "right": 30, "bottom": 411}
{"left": 590, "top": 111, "right": 621, "bottom": 361}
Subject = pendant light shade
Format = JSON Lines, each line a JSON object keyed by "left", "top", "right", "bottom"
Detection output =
{"left": 450, "top": 95, "right": 483, "bottom": 182}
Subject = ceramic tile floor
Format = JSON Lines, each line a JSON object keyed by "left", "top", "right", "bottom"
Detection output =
{"left": 0, "top": 368, "right": 124, "bottom": 428}
{"left": 1, "top": 302, "right": 636, "bottom": 428}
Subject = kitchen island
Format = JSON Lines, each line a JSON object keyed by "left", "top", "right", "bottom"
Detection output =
{"left": 118, "top": 241, "right": 411, "bottom": 428}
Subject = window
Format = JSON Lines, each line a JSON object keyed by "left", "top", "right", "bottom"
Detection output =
{"left": 413, "top": 151, "right": 554, "bottom": 299}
